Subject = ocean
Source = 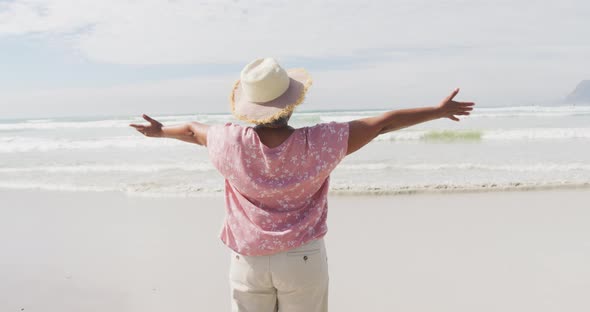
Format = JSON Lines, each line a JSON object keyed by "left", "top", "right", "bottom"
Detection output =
{"left": 1, "top": 106, "right": 589, "bottom": 197}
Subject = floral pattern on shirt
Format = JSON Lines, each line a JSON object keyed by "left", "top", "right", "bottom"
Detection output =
{"left": 207, "top": 121, "right": 349, "bottom": 256}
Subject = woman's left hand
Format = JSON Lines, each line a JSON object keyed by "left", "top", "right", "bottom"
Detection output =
{"left": 129, "top": 114, "right": 164, "bottom": 137}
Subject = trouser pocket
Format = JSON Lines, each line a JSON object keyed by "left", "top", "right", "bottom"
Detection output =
{"left": 274, "top": 244, "right": 328, "bottom": 290}
{"left": 286, "top": 248, "right": 321, "bottom": 259}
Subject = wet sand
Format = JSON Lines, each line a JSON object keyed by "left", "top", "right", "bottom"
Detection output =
{"left": 1, "top": 189, "right": 589, "bottom": 311}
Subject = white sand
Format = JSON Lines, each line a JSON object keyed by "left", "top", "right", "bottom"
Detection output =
{"left": 1, "top": 189, "right": 589, "bottom": 311}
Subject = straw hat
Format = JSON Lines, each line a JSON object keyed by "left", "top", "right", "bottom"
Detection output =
{"left": 230, "top": 57, "right": 312, "bottom": 124}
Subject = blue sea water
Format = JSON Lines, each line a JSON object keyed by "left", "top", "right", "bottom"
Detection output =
{"left": 1, "top": 106, "right": 589, "bottom": 196}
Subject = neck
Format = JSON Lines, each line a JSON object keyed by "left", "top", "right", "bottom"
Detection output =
{"left": 255, "top": 124, "right": 292, "bottom": 130}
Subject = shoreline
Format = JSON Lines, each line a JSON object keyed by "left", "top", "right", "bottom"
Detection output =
{"left": 1, "top": 180, "right": 589, "bottom": 198}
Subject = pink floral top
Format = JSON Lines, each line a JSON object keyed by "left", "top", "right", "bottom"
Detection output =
{"left": 207, "top": 121, "right": 349, "bottom": 256}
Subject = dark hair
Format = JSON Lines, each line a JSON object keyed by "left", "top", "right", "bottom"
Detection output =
{"left": 257, "top": 112, "right": 292, "bottom": 128}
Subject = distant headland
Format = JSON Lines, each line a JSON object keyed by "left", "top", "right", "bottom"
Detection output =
{"left": 565, "top": 80, "right": 590, "bottom": 104}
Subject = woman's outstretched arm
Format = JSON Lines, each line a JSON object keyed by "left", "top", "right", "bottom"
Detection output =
{"left": 346, "top": 88, "right": 475, "bottom": 155}
{"left": 129, "top": 114, "right": 209, "bottom": 146}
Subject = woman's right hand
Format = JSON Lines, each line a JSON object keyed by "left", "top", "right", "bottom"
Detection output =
{"left": 129, "top": 114, "right": 164, "bottom": 137}
{"left": 436, "top": 88, "right": 475, "bottom": 121}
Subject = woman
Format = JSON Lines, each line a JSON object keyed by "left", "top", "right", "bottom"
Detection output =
{"left": 130, "top": 57, "right": 474, "bottom": 311}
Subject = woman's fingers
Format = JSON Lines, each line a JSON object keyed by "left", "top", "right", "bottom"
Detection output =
{"left": 452, "top": 102, "right": 474, "bottom": 109}
{"left": 448, "top": 88, "right": 460, "bottom": 101}
{"left": 142, "top": 114, "right": 162, "bottom": 126}
{"left": 449, "top": 102, "right": 474, "bottom": 113}
{"left": 440, "top": 90, "right": 474, "bottom": 122}
{"left": 129, "top": 124, "right": 148, "bottom": 135}
{"left": 130, "top": 114, "right": 159, "bottom": 132}
{"left": 130, "top": 114, "right": 163, "bottom": 137}
{"left": 454, "top": 108, "right": 472, "bottom": 114}
{"left": 143, "top": 114, "right": 157, "bottom": 124}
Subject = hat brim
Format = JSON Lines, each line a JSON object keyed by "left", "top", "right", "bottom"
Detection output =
{"left": 230, "top": 68, "right": 312, "bottom": 124}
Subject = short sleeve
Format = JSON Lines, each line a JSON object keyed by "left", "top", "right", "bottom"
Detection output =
{"left": 207, "top": 122, "right": 242, "bottom": 176}
{"left": 306, "top": 121, "right": 350, "bottom": 173}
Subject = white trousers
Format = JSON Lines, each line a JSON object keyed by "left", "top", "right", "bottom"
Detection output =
{"left": 228, "top": 238, "right": 329, "bottom": 312}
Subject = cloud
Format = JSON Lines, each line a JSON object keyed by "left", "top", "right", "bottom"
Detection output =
{"left": 1, "top": 0, "right": 589, "bottom": 65}
{"left": 0, "top": 0, "right": 589, "bottom": 118}
{"left": 2, "top": 48, "right": 585, "bottom": 119}
{"left": 0, "top": 73, "right": 236, "bottom": 118}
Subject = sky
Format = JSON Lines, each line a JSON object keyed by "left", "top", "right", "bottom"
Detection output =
{"left": 0, "top": 0, "right": 589, "bottom": 118}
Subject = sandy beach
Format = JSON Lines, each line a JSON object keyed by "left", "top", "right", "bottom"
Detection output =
{"left": 3, "top": 0, "right": 590, "bottom": 311}
{"left": 1, "top": 189, "right": 589, "bottom": 311}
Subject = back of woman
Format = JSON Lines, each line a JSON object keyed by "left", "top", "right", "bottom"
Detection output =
{"left": 130, "top": 57, "right": 474, "bottom": 312}
{"left": 207, "top": 121, "right": 349, "bottom": 255}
